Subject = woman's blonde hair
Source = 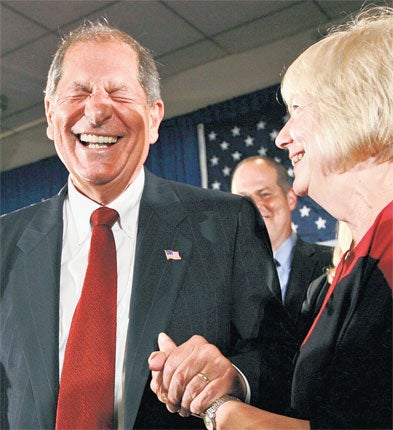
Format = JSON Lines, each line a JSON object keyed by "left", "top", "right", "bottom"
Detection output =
{"left": 327, "top": 221, "right": 352, "bottom": 283}
{"left": 280, "top": 6, "right": 393, "bottom": 173}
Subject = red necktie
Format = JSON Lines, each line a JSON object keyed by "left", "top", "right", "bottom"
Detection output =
{"left": 56, "top": 207, "right": 119, "bottom": 429}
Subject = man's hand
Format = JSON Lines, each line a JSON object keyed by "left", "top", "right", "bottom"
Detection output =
{"left": 148, "top": 333, "right": 246, "bottom": 417}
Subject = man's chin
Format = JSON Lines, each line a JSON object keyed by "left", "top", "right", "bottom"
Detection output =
{"left": 71, "top": 175, "right": 115, "bottom": 193}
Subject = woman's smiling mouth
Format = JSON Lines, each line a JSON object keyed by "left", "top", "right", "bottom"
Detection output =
{"left": 291, "top": 152, "right": 304, "bottom": 166}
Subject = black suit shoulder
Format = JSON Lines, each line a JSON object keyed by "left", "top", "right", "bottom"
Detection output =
{"left": 291, "top": 238, "right": 333, "bottom": 284}
{"left": 142, "top": 170, "right": 269, "bottom": 243}
{"left": 1, "top": 189, "right": 65, "bottom": 247}
{"left": 1, "top": 188, "right": 66, "bottom": 298}
{"left": 293, "top": 237, "right": 333, "bottom": 265}
{"left": 1, "top": 186, "right": 66, "bottom": 227}
{"left": 144, "top": 169, "right": 250, "bottom": 208}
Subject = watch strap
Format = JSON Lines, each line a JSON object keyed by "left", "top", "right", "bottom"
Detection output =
{"left": 202, "top": 394, "right": 240, "bottom": 430}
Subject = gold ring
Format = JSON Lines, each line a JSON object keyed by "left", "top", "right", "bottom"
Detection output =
{"left": 197, "top": 372, "right": 210, "bottom": 383}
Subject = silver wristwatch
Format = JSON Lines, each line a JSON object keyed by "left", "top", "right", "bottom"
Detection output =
{"left": 201, "top": 394, "right": 240, "bottom": 430}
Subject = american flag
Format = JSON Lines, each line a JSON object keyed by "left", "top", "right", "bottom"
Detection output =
{"left": 198, "top": 102, "right": 337, "bottom": 245}
{"left": 164, "top": 250, "right": 182, "bottom": 261}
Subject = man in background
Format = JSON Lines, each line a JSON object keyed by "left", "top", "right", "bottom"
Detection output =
{"left": 231, "top": 156, "right": 332, "bottom": 339}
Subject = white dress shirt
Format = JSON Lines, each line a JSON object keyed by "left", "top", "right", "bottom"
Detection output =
{"left": 59, "top": 169, "right": 144, "bottom": 425}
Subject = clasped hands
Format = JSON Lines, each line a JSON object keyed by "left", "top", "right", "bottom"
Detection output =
{"left": 148, "top": 333, "right": 246, "bottom": 417}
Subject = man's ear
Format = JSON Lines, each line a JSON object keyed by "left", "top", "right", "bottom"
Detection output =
{"left": 44, "top": 96, "right": 55, "bottom": 141}
{"left": 148, "top": 100, "right": 165, "bottom": 145}
{"left": 287, "top": 188, "right": 298, "bottom": 211}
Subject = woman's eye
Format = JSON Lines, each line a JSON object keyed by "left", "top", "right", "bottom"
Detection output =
{"left": 291, "top": 104, "right": 305, "bottom": 117}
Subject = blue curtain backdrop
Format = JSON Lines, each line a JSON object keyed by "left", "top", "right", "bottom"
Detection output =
{"left": 0, "top": 84, "right": 336, "bottom": 243}
{"left": 146, "top": 114, "right": 201, "bottom": 185}
{"left": 1, "top": 156, "right": 68, "bottom": 214}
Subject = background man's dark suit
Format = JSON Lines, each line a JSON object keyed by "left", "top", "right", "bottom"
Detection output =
{"left": 283, "top": 237, "right": 332, "bottom": 340}
{"left": 1, "top": 169, "right": 296, "bottom": 429}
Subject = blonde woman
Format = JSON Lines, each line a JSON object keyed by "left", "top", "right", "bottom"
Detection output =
{"left": 150, "top": 6, "right": 392, "bottom": 429}
{"left": 215, "top": 6, "right": 393, "bottom": 429}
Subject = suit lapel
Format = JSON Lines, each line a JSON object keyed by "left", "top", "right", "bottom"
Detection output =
{"left": 123, "top": 171, "right": 193, "bottom": 426}
{"left": 285, "top": 239, "right": 316, "bottom": 321}
{"left": 13, "top": 190, "right": 65, "bottom": 426}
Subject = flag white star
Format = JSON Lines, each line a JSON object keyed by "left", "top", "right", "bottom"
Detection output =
{"left": 287, "top": 167, "right": 294, "bottom": 177}
{"left": 231, "top": 126, "right": 241, "bottom": 137}
{"left": 211, "top": 181, "right": 221, "bottom": 190}
{"left": 274, "top": 156, "right": 282, "bottom": 163}
{"left": 291, "top": 222, "right": 298, "bottom": 233}
{"left": 220, "top": 141, "right": 229, "bottom": 150}
{"left": 208, "top": 131, "right": 217, "bottom": 141}
{"left": 222, "top": 166, "right": 231, "bottom": 177}
{"left": 244, "top": 135, "right": 254, "bottom": 147}
{"left": 210, "top": 155, "right": 219, "bottom": 166}
{"left": 257, "top": 120, "right": 266, "bottom": 130}
{"left": 269, "top": 129, "right": 278, "bottom": 140}
{"left": 299, "top": 205, "right": 311, "bottom": 217}
{"left": 258, "top": 146, "right": 267, "bottom": 156}
{"left": 231, "top": 151, "right": 242, "bottom": 161}
{"left": 283, "top": 114, "right": 289, "bottom": 123}
{"left": 315, "top": 217, "right": 327, "bottom": 229}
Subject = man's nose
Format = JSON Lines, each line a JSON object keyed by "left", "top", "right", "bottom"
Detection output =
{"left": 84, "top": 92, "right": 113, "bottom": 127}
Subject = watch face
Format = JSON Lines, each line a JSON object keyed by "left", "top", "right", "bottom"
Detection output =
{"left": 203, "top": 414, "right": 214, "bottom": 430}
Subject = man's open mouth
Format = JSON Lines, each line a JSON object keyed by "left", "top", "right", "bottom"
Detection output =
{"left": 78, "top": 133, "right": 119, "bottom": 148}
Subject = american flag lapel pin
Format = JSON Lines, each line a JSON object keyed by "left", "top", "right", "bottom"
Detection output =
{"left": 164, "top": 249, "right": 182, "bottom": 261}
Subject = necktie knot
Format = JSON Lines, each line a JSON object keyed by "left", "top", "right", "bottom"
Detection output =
{"left": 91, "top": 207, "right": 119, "bottom": 228}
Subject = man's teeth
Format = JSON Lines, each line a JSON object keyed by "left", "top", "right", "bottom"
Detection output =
{"left": 292, "top": 153, "right": 304, "bottom": 165}
{"left": 80, "top": 133, "right": 118, "bottom": 148}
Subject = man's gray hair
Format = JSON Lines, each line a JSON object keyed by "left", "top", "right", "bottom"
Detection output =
{"left": 45, "top": 20, "right": 161, "bottom": 107}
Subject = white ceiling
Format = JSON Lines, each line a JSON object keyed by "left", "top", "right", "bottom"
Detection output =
{"left": 0, "top": 0, "right": 388, "bottom": 170}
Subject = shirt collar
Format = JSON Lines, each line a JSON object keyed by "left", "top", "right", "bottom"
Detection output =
{"left": 273, "top": 231, "right": 297, "bottom": 271}
{"left": 66, "top": 169, "right": 145, "bottom": 242}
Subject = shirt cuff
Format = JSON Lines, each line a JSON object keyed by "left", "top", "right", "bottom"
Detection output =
{"left": 232, "top": 364, "right": 251, "bottom": 403}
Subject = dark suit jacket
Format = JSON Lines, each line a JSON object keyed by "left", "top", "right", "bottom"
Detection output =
{"left": 1, "top": 169, "right": 296, "bottom": 429}
{"left": 283, "top": 237, "right": 332, "bottom": 340}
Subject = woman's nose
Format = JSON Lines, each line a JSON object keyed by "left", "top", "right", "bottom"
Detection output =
{"left": 84, "top": 92, "right": 113, "bottom": 127}
{"left": 275, "top": 119, "right": 292, "bottom": 149}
